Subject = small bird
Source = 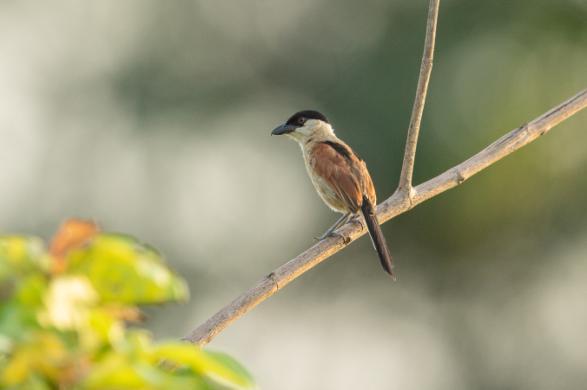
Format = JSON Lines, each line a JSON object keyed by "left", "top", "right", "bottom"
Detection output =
{"left": 272, "top": 110, "right": 395, "bottom": 278}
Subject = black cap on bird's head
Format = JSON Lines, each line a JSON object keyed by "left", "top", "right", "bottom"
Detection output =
{"left": 271, "top": 110, "right": 329, "bottom": 135}
{"left": 286, "top": 110, "right": 329, "bottom": 125}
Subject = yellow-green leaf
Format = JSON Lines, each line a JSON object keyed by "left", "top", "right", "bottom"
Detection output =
{"left": 153, "top": 343, "right": 256, "bottom": 390}
{"left": 67, "top": 234, "right": 188, "bottom": 304}
{"left": 204, "top": 351, "right": 255, "bottom": 389}
{"left": 0, "top": 236, "right": 46, "bottom": 280}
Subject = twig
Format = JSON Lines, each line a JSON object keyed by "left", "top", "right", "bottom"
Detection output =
{"left": 397, "top": 0, "right": 440, "bottom": 198}
{"left": 184, "top": 88, "right": 587, "bottom": 346}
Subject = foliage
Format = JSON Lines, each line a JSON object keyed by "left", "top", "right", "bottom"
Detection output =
{"left": 0, "top": 220, "right": 255, "bottom": 390}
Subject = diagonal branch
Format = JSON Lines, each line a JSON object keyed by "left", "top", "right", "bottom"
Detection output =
{"left": 184, "top": 88, "right": 587, "bottom": 346}
{"left": 397, "top": 0, "right": 440, "bottom": 197}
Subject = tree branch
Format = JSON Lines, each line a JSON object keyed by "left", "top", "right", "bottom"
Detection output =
{"left": 184, "top": 88, "right": 587, "bottom": 346}
{"left": 397, "top": 0, "right": 440, "bottom": 198}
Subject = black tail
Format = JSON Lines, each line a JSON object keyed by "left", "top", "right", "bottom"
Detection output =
{"left": 360, "top": 196, "right": 395, "bottom": 280}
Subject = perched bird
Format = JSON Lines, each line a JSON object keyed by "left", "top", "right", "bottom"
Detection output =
{"left": 272, "top": 110, "right": 395, "bottom": 278}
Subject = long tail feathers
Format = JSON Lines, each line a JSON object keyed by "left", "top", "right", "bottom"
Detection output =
{"left": 360, "top": 196, "right": 395, "bottom": 280}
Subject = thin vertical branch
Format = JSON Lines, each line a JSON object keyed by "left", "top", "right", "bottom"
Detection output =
{"left": 397, "top": 0, "right": 440, "bottom": 197}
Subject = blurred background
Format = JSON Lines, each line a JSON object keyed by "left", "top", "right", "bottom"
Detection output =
{"left": 1, "top": 0, "right": 586, "bottom": 388}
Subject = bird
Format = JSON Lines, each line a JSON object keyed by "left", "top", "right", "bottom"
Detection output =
{"left": 271, "top": 110, "right": 395, "bottom": 278}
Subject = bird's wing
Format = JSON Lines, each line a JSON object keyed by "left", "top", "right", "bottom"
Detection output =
{"left": 358, "top": 159, "right": 377, "bottom": 205}
{"left": 310, "top": 141, "right": 364, "bottom": 212}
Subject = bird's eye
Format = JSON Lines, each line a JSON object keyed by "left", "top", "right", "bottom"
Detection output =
{"left": 297, "top": 117, "right": 306, "bottom": 125}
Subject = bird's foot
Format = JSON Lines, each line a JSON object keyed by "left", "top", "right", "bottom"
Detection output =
{"left": 349, "top": 215, "right": 365, "bottom": 230}
{"left": 314, "top": 230, "right": 350, "bottom": 244}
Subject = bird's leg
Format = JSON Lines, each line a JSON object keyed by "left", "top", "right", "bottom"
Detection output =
{"left": 316, "top": 212, "right": 352, "bottom": 241}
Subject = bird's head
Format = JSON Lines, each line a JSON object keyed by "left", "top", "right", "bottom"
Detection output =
{"left": 271, "top": 110, "right": 333, "bottom": 143}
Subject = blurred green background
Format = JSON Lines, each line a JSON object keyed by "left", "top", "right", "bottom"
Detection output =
{"left": 1, "top": 0, "right": 586, "bottom": 388}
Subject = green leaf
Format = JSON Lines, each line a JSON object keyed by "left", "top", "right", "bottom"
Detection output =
{"left": 84, "top": 349, "right": 211, "bottom": 390}
{"left": 133, "top": 362, "right": 210, "bottom": 390}
{"left": 67, "top": 234, "right": 188, "bottom": 304}
{"left": 153, "top": 343, "right": 256, "bottom": 390}
{"left": 0, "top": 236, "right": 46, "bottom": 281}
{"left": 16, "top": 274, "right": 47, "bottom": 308}
{"left": 0, "top": 275, "right": 47, "bottom": 342}
{"left": 86, "top": 308, "right": 124, "bottom": 347}
{"left": 83, "top": 353, "right": 148, "bottom": 389}
{"left": 204, "top": 351, "right": 255, "bottom": 389}
{"left": 1, "top": 331, "right": 68, "bottom": 386}
{"left": 0, "top": 302, "right": 29, "bottom": 344}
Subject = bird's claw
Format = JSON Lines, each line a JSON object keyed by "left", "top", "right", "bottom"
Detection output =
{"left": 350, "top": 216, "right": 364, "bottom": 230}
{"left": 314, "top": 230, "right": 350, "bottom": 244}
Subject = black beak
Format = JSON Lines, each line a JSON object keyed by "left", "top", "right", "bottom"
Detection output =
{"left": 271, "top": 123, "right": 297, "bottom": 136}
